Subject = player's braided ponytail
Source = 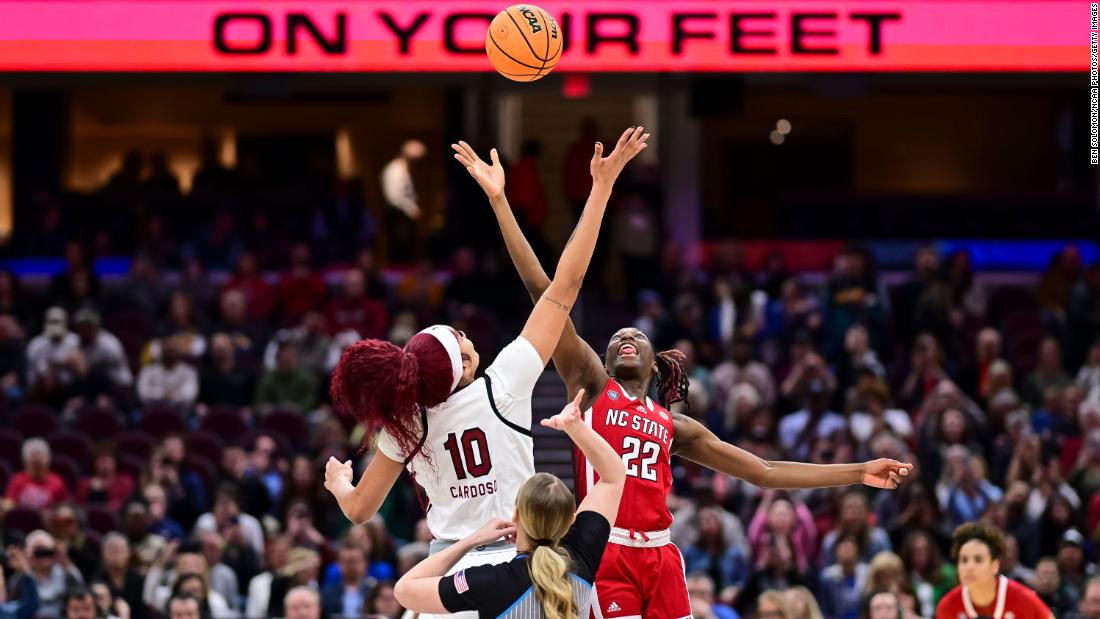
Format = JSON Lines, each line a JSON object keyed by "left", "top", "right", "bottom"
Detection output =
{"left": 517, "top": 474, "right": 578, "bottom": 619}
{"left": 654, "top": 349, "right": 691, "bottom": 413}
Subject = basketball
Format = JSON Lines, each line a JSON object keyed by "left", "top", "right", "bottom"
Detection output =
{"left": 485, "top": 4, "right": 563, "bottom": 82}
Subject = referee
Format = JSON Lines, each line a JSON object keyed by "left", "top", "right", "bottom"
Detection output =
{"left": 394, "top": 390, "right": 625, "bottom": 619}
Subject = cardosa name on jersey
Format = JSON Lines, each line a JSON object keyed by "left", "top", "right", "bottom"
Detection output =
{"left": 451, "top": 479, "right": 499, "bottom": 499}
{"left": 605, "top": 409, "right": 670, "bottom": 446}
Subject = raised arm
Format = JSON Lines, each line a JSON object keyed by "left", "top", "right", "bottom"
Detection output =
{"left": 671, "top": 413, "right": 912, "bottom": 490}
{"left": 452, "top": 127, "right": 648, "bottom": 370}
{"left": 542, "top": 390, "right": 625, "bottom": 523}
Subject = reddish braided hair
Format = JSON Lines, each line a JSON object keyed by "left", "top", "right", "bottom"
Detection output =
{"left": 330, "top": 334, "right": 456, "bottom": 459}
{"left": 654, "top": 349, "right": 691, "bottom": 413}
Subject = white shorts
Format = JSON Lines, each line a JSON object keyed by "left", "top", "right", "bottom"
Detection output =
{"left": 414, "top": 542, "right": 518, "bottom": 619}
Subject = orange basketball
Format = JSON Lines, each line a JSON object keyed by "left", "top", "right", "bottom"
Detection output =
{"left": 485, "top": 5, "right": 562, "bottom": 82}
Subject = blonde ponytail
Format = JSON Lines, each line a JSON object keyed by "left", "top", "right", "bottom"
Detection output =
{"left": 516, "top": 473, "right": 578, "bottom": 619}
{"left": 529, "top": 544, "right": 576, "bottom": 619}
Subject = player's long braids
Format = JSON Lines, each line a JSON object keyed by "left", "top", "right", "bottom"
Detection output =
{"left": 654, "top": 349, "right": 691, "bottom": 413}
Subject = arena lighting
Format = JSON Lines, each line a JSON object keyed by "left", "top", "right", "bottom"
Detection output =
{"left": 769, "top": 130, "right": 785, "bottom": 145}
{"left": 562, "top": 74, "right": 591, "bottom": 99}
{"left": 776, "top": 119, "right": 792, "bottom": 135}
{"left": 0, "top": 0, "right": 1084, "bottom": 72}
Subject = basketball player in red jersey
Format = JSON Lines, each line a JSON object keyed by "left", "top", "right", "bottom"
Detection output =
{"left": 452, "top": 141, "right": 913, "bottom": 619}
{"left": 937, "top": 522, "right": 1054, "bottom": 619}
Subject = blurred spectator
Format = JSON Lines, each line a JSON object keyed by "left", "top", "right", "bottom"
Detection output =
{"left": 321, "top": 542, "right": 374, "bottom": 618}
{"left": 263, "top": 311, "right": 331, "bottom": 377}
{"left": 687, "top": 572, "right": 740, "bottom": 619}
{"left": 1069, "top": 428, "right": 1100, "bottom": 500}
{"left": 213, "top": 290, "right": 263, "bottom": 363}
{"left": 194, "top": 485, "right": 264, "bottom": 557}
{"left": 1023, "top": 337, "right": 1072, "bottom": 407}
{"left": 222, "top": 252, "right": 274, "bottom": 321}
{"left": 93, "top": 533, "right": 145, "bottom": 619}
{"left": 49, "top": 243, "right": 101, "bottom": 314}
{"left": 254, "top": 340, "right": 318, "bottom": 415}
{"left": 285, "top": 586, "right": 321, "bottom": 619}
{"left": 778, "top": 383, "right": 845, "bottom": 461}
{"left": 277, "top": 244, "right": 327, "bottom": 326}
{"left": 899, "top": 334, "right": 949, "bottom": 411}
{"left": 143, "top": 440, "right": 207, "bottom": 531}
{"left": 326, "top": 269, "right": 388, "bottom": 340}
{"left": 752, "top": 590, "right": 791, "bottom": 619}
{"left": 1076, "top": 340, "right": 1100, "bottom": 400}
{"left": 267, "top": 547, "right": 320, "bottom": 618}
{"left": 822, "top": 247, "right": 886, "bottom": 365}
{"left": 847, "top": 382, "right": 913, "bottom": 447}
{"left": 144, "top": 483, "right": 185, "bottom": 540}
{"left": 145, "top": 291, "right": 207, "bottom": 365}
{"left": 899, "top": 529, "right": 956, "bottom": 613}
{"left": 362, "top": 582, "right": 401, "bottom": 619}
{"left": 682, "top": 507, "right": 750, "bottom": 590}
{"left": 818, "top": 531, "right": 868, "bottom": 619}
{"left": 1068, "top": 263, "right": 1100, "bottom": 367}
{"left": 1034, "top": 556, "right": 1073, "bottom": 615}
{"left": 169, "top": 573, "right": 233, "bottom": 619}
{"left": 0, "top": 542, "right": 40, "bottom": 619}
{"left": 18, "top": 530, "right": 83, "bottom": 619}
{"left": 1071, "top": 577, "right": 1100, "bottom": 619}
{"left": 821, "top": 492, "right": 892, "bottom": 566}
{"left": 937, "top": 447, "right": 1003, "bottom": 528}
{"left": 166, "top": 594, "right": 201, "bottom": 619}
{"left": 1059, "top": 530, "right": 1095, "bottom": 608}
{"left": 144, "top": 548, "right": 233, "bottom": 618}
{"left": 862, "top": 590, "right": 902, "bottom": 619}
{"left": 861, "top": 552, "right": 922, "bottom": 618}
{"left": 137, "top": 335, "right": 199, "bottom": 411}
{"left": 783, "top": 586, "right": 824, "bottom": 619}
{"left": 196, "top": 530, "right": 239, "bottom": 613}
{"left": 46, "top": 505, "right": 97, "bottom": 579}
{"left": 245, "top": 535, "right": 291, "bottom": 619}
{"left": 894, "top": 246, "right": 954, "bottom": 350}
{"left": 748, "top": 491, "right": 817, "bottom": 574}
{"left": 25, "top": 307, "right": 80, "bottom": 402}
{"left": 61, "top": 587, "right": 97, "bottom": 619}
{"left": 713, "top": 332, "right": 776, "bottom": 414}
{"left": 380, "top": 139, "right": 426, "bottom": 261}
{"left": 0, "top": 315, "right": 26, "bottom": 405}
{"left": 1003, "top": 533, "right": 1037, "bottom": 584}
{"left": 75, "top": 449, "right": 135, "bottom": 511}
{"left": 198, "top": 333, "right": 256, "bottom": 411}
{"left": 4, "top": 439, "right": 68, "bottom": 510}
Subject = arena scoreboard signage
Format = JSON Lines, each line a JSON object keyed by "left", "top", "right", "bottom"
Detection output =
{"left": 0, "top": 1, "right": 1084, "bottom": 72}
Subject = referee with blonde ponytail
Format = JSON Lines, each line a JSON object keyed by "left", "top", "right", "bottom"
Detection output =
{"left": 394, "top": 389, "right": 625, "bottom": 619}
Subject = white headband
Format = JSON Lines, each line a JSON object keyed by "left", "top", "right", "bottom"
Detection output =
{"left": 418, "top": 325, "right": 463, "bottom": 392}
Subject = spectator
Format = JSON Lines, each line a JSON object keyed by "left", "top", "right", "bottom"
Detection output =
{"left": 262, "top": 311, "right": 331, "bottom": 377}
{"left": 363, "top": 582, "right": 401, "bottom": 619}
{"left": 144, "top": 484, "right": 184, "bottom": 541}
{"left": 1059, "top": 530, "right": 1095, "bottom": 609}
{"left": 737, "top": 536, "right": 810, "bottom": 616}
{"left": 277, "top": 244, "right": 327, "bottom": 325}
{"left": 862, "top": 590, "right": 902, "bottom": 619}
{"left": 94, "top": 533, "right": 145, "bottom": 619}
{"left": 712, "top": 333, "right": 777, "bottom": 414}
{"left": 61, "top": 588, "right": 97, "bottom": 619}
{"left": 193, "top": 485, "right": 264, "bottom": 557}
{"left": 212, "top": 289, "right": 263, "bottom": 363}
{"left": 1002, "top": 534, "right": 1036, "bottom": 584}
{"left": 45, "top": 505, "right": 98, "bottom": 581}
{"left": 222, "top": 252, "right": 274, "bottom": 321}
{"left": 821, "top": 492, "right": 893, "bottom": 566}
{"left": 25, "top": 307, "right": 80, "bottom": 400}
{"left": 681, "top": 507, "right": 750, "bottom": 590}
{"left": 783, "top": 586, "right": 824, "bottom": 619}
{"left": 1034, "top": 556, "right": 1073, "bottom": 615}
{"left": 1075, "top": 340, "right": 1100, "bottom": 400}
{"left": 380, "top": 139, "right": 426, "bottom": 261}
{"left": 75, "top": 449, "right": 135, "bottom": 511}
{"left": 321, "top": 542, "right": 373, "bottom": 618}
{"left": 17, "top": 530, "right": 82, "bottom": 619}
{"left": 88, "top": 581, "right": 128, "bottom": 619}
{"left": 778, "top": 383, "right": 846, "bottom": 461}
{"left": 899, "top": 334, "right": 949, "bottom": 411}
{"left": 326, "top": 269, "right": 388, "bottom": 340}
{"left": 818, "top": 531, "right": 869, "bottom": 619}
{"left": 169, "top": 573, "right": 233, "bottom": 619}
{"left": 254, "top": 340, "right": 318, "bottom": 415}
{"left": 686, "top": 572, "right": 740, "bottom": 619}
{"left": 197, "top": 332, "right": 255, "bottom": 411}
{"left": 245, "top": 535, "right": 291, "bottom": 619}
{"left": 4, "top": 438, "right": 68, "bottom": 510}
{"left": 1071, "top": 577, "right": 1100, "bottom": 619}
{"left": 755, "top": 590, "right": 792, "bottom": 619}
{"left": 899, "top": 529, "right": 957, "bottom": 613}
{"left": 267, "top": 548, "right": 320, "bottom": 619}
{"left": 1023, "top": 337, "right": 1073, "bottom": 407}
{"left": 137, "top": 335, "right": 199, "bottom": 411}
{"left": 145, "top": 291, "right": 207, "bottom": 365}
{"left": 748, "top": 491, "right": 818, "bottom": 574}
{"left": 1069, "top": 428, "right": 1100, "bottom": 500}
{"left": 848, "top": 383, "right": 913, "bottom": 446}
{"left": 0, "top": 542, "right": 40, "bottom": 619}
{"left": 285, "top": 586, "right": 321, "bottom": 619}
{"left": 861, "top": 552, "right": 923, "bottom": 619}
{"left": 196, "top": 531, "right": 239, "bottom": 613}
{"left": 166, "top": 594, "right": 201, "bottom": 619}
{"left": 72, "top": 307, "right": 133, "bottom": 394}
{"left": 142, "top": 441, "right": 207, "bottom": 532}
{"left": 937, "top": 448, "right": 1003, "bottom": 528}
{"left": 0, "top": 315, "right": 26, "bottom": 405}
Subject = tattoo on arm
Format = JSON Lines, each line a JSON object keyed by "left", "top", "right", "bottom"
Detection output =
{"left": 542, "top": 296, "right": 571, "bottom": 312}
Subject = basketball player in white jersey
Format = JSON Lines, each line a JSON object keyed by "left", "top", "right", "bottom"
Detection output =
{"left": 323, "top": 127, "right": 650, "bottom": 618}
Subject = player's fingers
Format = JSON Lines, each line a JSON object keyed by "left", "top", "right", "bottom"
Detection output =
{"left": 614, "top": 127, "right": 632, "bottom": 151}
{"left": 630, "top": 125, "right": 644, "bottom": 144}
{"left": 572, "top": 389, "right": 585, "bottom": 408}
{"left": 457, "top": 141, "right": 479, "bottom": 163}
{"left": 453, "top": 153, "right": 472, "bottom": 168}
{"left": 591, "top": 141, "right": 603, "bottom": 162}
{"left": 490, "top": 148, "right": 501, "bottom": 166}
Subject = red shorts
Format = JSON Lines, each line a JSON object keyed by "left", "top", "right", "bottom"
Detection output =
{"left": 590, "top": 542, "right": 692, "bottom": 619}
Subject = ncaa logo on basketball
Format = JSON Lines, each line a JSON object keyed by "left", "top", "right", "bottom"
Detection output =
{"left": 608, "top": 390, "right": 619, "bottom": 401}
{"left": 518, "top": 6, "right": 542, "bottom": 34}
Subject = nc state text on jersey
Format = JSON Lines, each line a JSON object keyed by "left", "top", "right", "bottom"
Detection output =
{"left": 604, "top": 409, "right": 670, "bottom": 446}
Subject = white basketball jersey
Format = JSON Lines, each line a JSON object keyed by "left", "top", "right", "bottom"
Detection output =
{"left": 377, "top": 337, "right": 542, "bottom": 541}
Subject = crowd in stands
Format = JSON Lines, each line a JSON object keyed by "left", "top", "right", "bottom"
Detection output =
{"left": 0, "top": 147, "right": 1098, "bottom": 619}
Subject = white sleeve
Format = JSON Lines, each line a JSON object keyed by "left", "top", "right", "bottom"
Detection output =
{"left": 376, "top": 428, "right": 407, "bottom": 463}
{"left": 485, "top": 337, "right": 544, "bottom": 400}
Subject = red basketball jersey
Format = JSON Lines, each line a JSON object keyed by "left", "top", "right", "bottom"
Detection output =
{"left": 574, "top": 378, "right": 675, "bottom": 532}
{"left": 936, "top": 576, "right": 1052, "bottom": 619}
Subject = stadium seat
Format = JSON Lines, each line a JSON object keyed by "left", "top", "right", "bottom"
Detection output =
{"left": 3, "top": 507, "right": 45, "bottom": 535}
{"left": 116, "top": 454, "right": 147, "bottom": 480}
{"left": 0, "top": 459, "right": 10, "bottom": 491}
{"left": 113, "top": 430, "right": 156, "bottom": 462}
{"left": 0, "top": 427, "right": 25, "bottom": 470}
{"left": 185, "top": 430, "right": 225, "bottom": 464}
{"left": 50, "top": 453, "right": 82, "bottom": 491}
{"left": 137, "top": 407, "right": 186, "bottom": 439}
{"left": 184, "top": 454, "right": 218, "bottom": 491}
{"left": 261, "top": 408, "right": 308, "bottom": 445}
{"left": 46, "top": 430, "right": 95, "bottom": 475}
{"left": 83, "top": 504, "right": 120, "bottom": 535}
{"left": 73, "top": 407, "right": 124, "bottom": 442}
{"left": 10, "top": 404, "right": 58, "bottom": 437}
{"left": 199, "top": 408, "right": 247, "bottom": 439}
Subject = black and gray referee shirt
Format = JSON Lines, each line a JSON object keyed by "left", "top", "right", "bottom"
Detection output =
{"left": 438, "top": 511, "right": 611, "bottom": 619}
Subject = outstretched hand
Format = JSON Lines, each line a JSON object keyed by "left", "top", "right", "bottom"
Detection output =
{"left": 541, "top": 389, "right": 585, "bottom": 431}
{"left": 452, "top": 141, "right": 506, "bottom": 199}
{"left": 862, "top": 459, "right": 914, "bottom": 489}
{"left": 324, "top": 457, "right": 354, "bottom": 494}
{"left": 590, "top": 126, "right": 649, "bottom": 187}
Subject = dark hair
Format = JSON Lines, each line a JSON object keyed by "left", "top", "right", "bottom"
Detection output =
{"left": 168, "top": 593, "right": 206, "bottom": 617}
{"left": 331, "top": 333, "right": 457, "bottom": 458}
{"left": 654, "top": 349, "right": 690, "bottom": 413}
{"left": 835, "top": 530, "right": 866, "bottom": 557}
{"left": 901, "top": 530, "right": 947, "bottom": 583}
{"left": 950, "top": 521, "right": 1005, "bottom": 562}
{"left": 63, "top": 586, "right": 94, "bottom": 610}
{"left": 861, "top": 589, "right": 902, "bottom": 619}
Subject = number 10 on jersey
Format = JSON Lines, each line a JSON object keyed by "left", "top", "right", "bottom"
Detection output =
{"left": 443, "top": 429, "right": 492, "bottom": 480}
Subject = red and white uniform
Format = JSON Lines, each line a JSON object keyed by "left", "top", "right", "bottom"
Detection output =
{"left": 936, "top": 575, "right": 1053, "bottom": 619}
{"left": 574, "top": 379, "right": 691, "bottom": 619}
